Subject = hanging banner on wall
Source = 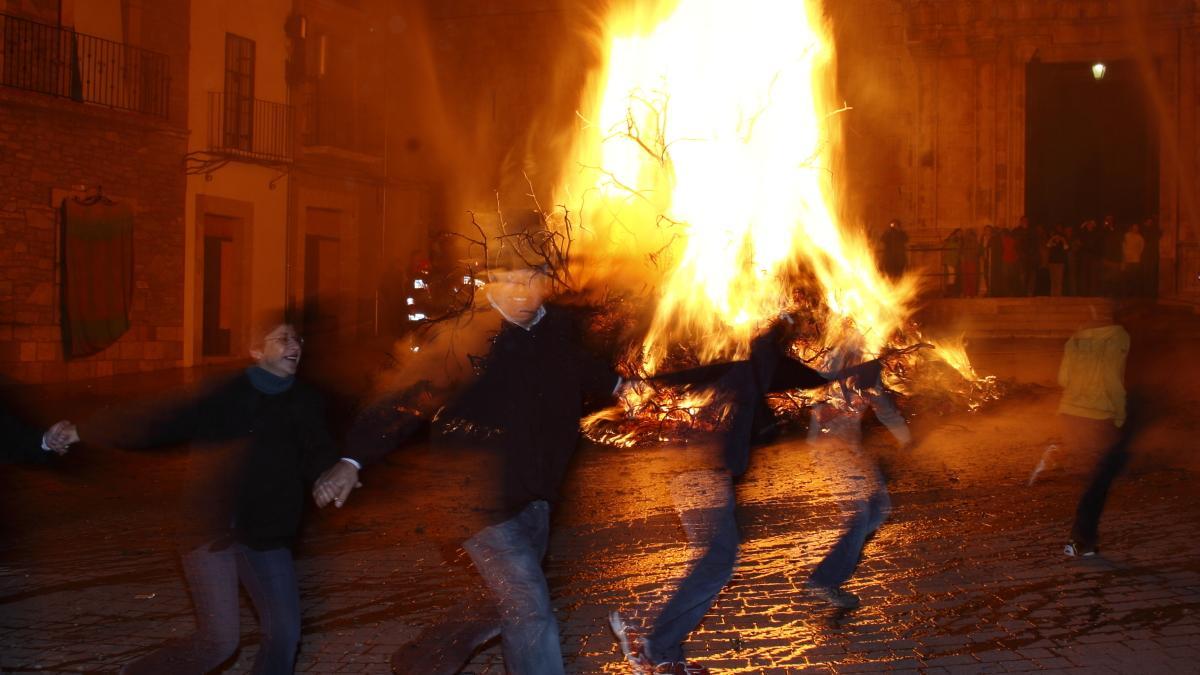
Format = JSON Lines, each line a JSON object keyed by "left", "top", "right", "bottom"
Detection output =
{"left": 60, "top": 196, "right": 134, "bottom": 358}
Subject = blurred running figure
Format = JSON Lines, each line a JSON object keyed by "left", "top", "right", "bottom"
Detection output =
{"left": 612, "top": 317, "right": 908, "bottom": 673}
{"left": 802, "top": 327, "right": 908, "bottom": 610}
{"left": 92, "top": 312, "right": 348, "bottom": 674}
{"left": 1057, "top": 305, "right": 1131, "bottom": 557}
{"left": 321, "top": 223, "right": 627, "bottom": 675}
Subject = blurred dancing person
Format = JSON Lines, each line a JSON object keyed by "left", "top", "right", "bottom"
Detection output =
{"left": 92, "top": 312, "right": 349, "bottom": 674}
{"left": 320, "top": 220, "right": 627, "bottom": 675}
{"left": 611, "top": 315, "right": 907, "bottom": 673}
{"left": 1057, "top": 305, "right": 1131, "bottom": 557}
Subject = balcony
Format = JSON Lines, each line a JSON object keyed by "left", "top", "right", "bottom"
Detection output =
{"left": 207, "top": 91, "right": 294, "bottom": 164}
{"left": 298, "top": 80, "right": 383, "bottom": 161}
{"left": 0, "top": 12, "right": 170, "bottom": 118}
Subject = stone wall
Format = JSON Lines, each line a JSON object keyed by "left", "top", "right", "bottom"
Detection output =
{"left": 836, "top": 0, "right": 1199, "bottom": 295}
{"left": 1, "top": 0, "right": 59, "bottom": 23}
{"left": 0, "top": 88, "right": 187, "bottom": 383}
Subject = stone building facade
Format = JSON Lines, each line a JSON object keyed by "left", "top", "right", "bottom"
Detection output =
{"left": 835, "top": 0, "right": 1200, "bottom": 295}
{"left": 0, "top": 0, "right": 189, "bottom": 383}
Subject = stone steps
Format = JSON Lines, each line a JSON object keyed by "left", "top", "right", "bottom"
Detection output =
{"left": 917, "top": 297, "right": 1200, "bottom": 339}
{"left": 917, "top": 297, "right": 1114, "bottom": 338}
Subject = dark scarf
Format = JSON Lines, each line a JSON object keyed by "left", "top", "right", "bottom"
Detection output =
{"left": 246, "top": 366, "right": 295, "bottom": 394}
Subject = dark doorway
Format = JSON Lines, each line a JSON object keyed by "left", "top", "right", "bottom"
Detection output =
{"left": 201, "top": 235, "right": 233, "bottom": 356}
{"left": 1025, "top": 60, "right": 1158, "bottom": 229}
{"left": 303, "top": 234, "right": 341, "bottom": 338}
{"left": 201, "top": 212, "right": 246, "bottom": 358}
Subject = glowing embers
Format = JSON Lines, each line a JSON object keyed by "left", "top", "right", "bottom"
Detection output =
{"left": 582, "top": 308, "right": 1005, "bottom": 448}
{"left": 585, "top": 365, "right": 728, "bottom": 448}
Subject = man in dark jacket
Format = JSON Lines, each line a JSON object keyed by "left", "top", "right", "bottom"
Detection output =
{"left": 97, "top": 314, "right": 345, "bottom": 675}
{"left": 320, "top": 237, "right": 624, "bottom": 674}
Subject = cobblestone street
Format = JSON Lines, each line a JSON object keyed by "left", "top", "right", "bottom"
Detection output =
{"left": 2, "top": 326, "right": 1199, "bottom": 673}
{"left": 3, "top": 0, "right": 1200, "bottom": 672}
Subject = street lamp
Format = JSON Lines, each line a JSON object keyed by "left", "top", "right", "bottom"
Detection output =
{"left": 1092, "top": 62, "right": 1107, "bottom": 81}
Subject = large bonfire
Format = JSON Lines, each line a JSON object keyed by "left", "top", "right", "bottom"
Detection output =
{"left": 491, "top": 0, "right": 1001, "bottom": 444}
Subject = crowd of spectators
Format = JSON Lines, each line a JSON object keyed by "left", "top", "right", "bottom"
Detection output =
{"left": 884, "top": 215, "right": 1160, "bottom": 299}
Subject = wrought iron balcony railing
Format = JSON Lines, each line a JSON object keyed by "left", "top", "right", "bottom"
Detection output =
{"left": 0, "top": 12, "right": 170, "bottom": 118}
{"left": 207, "top": 91, "right": 294, "bottom": 163}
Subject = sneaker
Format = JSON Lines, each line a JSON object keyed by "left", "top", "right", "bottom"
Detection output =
{"left": 1063, "top": 540, "right": 1098, "bottom": 557}
{"left": 609, "top": 611, "right": 654, "bottom": 675}
{"left": 806, "top": 580, "right": 861, "bottom": 609}
{"left": 608, "top": 612, "right": 711, "bottom": 675}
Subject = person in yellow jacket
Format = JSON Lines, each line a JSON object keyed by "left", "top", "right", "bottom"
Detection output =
{"left": 1056, "top": 310, "right": 1130, "bottom": 557}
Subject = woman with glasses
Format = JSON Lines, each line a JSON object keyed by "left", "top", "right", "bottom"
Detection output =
{"left": 85, "top": 311, "right": 348, "bottom": 674}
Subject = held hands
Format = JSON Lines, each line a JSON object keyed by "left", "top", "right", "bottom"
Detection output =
{"left": 313, "top": 459, "right": 362, "bottom": 509}
{"left": 43, "top": 420, "right": 80, "bottom": 455}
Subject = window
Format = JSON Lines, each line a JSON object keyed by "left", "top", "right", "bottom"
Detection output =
{"left": 223, "top": 33, "right": 255, "bottom": 151}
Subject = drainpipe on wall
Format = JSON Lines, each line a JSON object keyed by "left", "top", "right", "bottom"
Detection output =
{"left": 377, "top": 81, "right": 388, "bottom": 338}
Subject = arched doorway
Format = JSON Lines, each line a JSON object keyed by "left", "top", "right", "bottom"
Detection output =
{"left": 1025, "top": 59, "right": 1159, "bottom": 230}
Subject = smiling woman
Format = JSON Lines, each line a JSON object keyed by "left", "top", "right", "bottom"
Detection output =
{"left": 253, "top": 324, "right": 305, "bottom": 378}
{"left": 87, "top": 303, "right": 345, "bottom": 675}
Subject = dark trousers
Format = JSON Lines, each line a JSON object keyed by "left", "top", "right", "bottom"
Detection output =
{"left": 1121, "top": 262, "right": 1143, "bottom": 297}
{"left": 122, "top": 543, "right": 301, "bottom": 674}
{"left": 1062, "top": 414, "right": 1128, "bottom": 548}
{"left": 810, "top": 490, "right": 890, "bottom": 588}
{"left": 806, "top": 411, "right": 890, "bottom": 588}
{"left": 1101, "top": 260, "right": 1121, "bottom": 296}
{"left": 645, "top": 341, "right": 772, "bottom": 662}
{"left": 648, "top": 471, "right": 738, "bottom": 663}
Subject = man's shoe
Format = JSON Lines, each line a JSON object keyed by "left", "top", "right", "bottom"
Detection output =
{"left": 609, "top": 611, "right": 712, "bottom": 675}
{"left": 1064, "top": 540, "right": 1098, "bottom": 557}
{"left": 806, "top": 580, "right": 861, "bottom": 609}
{"left": 609, "top": 611, "right": 655, "bottom": 674}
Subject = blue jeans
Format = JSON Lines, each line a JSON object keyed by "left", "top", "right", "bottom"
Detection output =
{"left": 807, "top": 408, "right": 891, "bottom": 589}
{"left": 648, "top": 469, "right": 738, "bottom": 663}
{"left": 809, "top": 487, "right": 890, "bottom": 588}
{"left": 463, "top": 500, "right": 564, "bottom": 675}
{"left": 122, "top": 543, "right": 301, "bottom": 675}
{"left": 868, "top": 390, "right": 911, "bottom": 447}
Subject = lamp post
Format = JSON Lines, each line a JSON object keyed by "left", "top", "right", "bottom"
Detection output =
{"left": 1092, "top": 62, "right": 1107, "bottom": 81}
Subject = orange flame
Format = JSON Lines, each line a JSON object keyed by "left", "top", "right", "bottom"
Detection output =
{"left": 556, "top": 0, "right": 916, "bottom": 372}
{"left": 926, "top": 334, "right": 980, "bottom": 382}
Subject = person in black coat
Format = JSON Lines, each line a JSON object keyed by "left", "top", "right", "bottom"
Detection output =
{"left": 1, "top": 407, "right": 77, "bottom": 464}
{"left": 321, "top": 237, "right": 625, "bottom": 674}
{"left": 94, "top": 314, "right": 346, "bottom": 675}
